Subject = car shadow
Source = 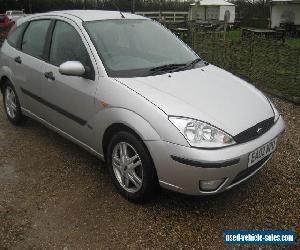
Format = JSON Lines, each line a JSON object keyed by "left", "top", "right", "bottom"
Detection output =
{"left": 15, "top": 116, "right": 265, "bottom": 215}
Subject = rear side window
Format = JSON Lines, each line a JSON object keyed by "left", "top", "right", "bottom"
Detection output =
{"left": 22, "top": 20, "right": 51, "bottom": 59}
{"left": 7, "top": 23, "right": 27, "bottom": 48}
{"left": 49, "top": 20, "right": 92, "bottom": 68}
{"left": 0, "top": 15, "right": 5, "bottom": 23}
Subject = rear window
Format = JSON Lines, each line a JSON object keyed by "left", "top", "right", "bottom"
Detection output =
{"left": 7, "top": 23, "right": 27, "bottom": 48}
{"left": 0, "top": 15, "right": 5, "bottom": 23}
{"left": 12, "top": 11, "right": 23, "bottom": 15}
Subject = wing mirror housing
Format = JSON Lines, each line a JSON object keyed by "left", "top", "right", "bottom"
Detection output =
{"left": 59, "top": 61, "right": 86, "bottom": 77}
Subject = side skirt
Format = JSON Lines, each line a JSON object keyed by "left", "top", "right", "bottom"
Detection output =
{"left": 21, "top": 107, "right": 104, "bottom": 161}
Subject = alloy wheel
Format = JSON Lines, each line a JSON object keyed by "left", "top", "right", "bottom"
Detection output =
{"left": 5, "top": 86, "right": 17, "bottom": 119}
{"left": 112, "top": 142, "right": 143, "bottom": 193}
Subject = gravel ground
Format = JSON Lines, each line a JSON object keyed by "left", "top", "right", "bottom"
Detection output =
{"left": 0, "top": 94, "right": 299, "bottom": 249}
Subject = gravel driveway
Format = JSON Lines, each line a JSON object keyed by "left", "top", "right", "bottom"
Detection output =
{"left": 0, "top": 93, "right": 299, "bottom": 249}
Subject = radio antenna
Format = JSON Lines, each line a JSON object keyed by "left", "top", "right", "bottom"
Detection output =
{"left": 112, "top": 1, "right": 125, "bottom": 19}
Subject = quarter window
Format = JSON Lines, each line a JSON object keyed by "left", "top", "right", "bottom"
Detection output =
{"left": 49, "top": 20, "right": 92, "bottom": 69}
{"left": 22, "top": 20, "right": 51, "bottom": 59}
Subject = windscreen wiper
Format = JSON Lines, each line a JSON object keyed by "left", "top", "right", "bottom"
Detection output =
{"left": 149, "top": 63, "right": 186, "bottom": 75}
{"left": 173, "top": 58, "right": 205, "bottom": 72}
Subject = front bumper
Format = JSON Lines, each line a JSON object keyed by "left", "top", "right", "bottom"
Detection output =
{"left": 145, "top": 116, "right": 286, "bottom": 195}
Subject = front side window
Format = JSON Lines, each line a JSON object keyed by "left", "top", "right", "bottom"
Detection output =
{"left": 85, "top": 19, "right": 199, "bottom": 77}
{"left": 22, "top": 20, "right": 51, "bottom": 59}
{"left": 49, "top": 20, "right": 92, "bottom": 69}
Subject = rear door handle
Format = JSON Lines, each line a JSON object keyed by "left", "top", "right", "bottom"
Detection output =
{"left": 14, "top": 56, "right": 22, "bottom": 64}
{"left": 44, "top": 72, "right": 55, "bottom": 81}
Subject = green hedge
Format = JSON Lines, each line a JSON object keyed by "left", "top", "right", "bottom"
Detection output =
{"left": 192, "top": 32, "right": 300, "bottom": 103}
{"left": 239, "top": 18, "right": 270, "bottom": 29}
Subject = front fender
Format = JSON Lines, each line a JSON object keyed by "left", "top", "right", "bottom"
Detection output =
{"left": 0, "top": 65, "right": 14, "bottom": 94}
{"left": 89, "top": 107, "right": 162, "bottom": 155}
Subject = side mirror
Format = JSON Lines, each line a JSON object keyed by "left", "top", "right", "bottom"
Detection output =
{"left": 59, "top": 61, "right": 85, "bottom": 77}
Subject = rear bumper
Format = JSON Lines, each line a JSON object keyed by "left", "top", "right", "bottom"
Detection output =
{"left": 145, "top": 116, "right": 285, "bottom": 196}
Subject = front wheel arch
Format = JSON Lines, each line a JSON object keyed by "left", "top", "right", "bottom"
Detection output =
{"left": 103, "top": 123, "right": 149, "bottom": 162}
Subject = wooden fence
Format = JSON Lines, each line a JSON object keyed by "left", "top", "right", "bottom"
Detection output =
{"left": 135, "top": 11, "right": 188, "bottom": 23}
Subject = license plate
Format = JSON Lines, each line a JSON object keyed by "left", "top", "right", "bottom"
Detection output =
{"left": 248, "top": 138, "right": 277, "bottom": 167}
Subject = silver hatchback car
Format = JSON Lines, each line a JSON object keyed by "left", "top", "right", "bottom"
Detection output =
{"left": 0, "top": 10, "right": 285, "bottom": 202}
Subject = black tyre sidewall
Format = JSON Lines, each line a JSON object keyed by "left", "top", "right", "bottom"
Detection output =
{"left": 107, "top": 131, "right": 158, "bottom": 203}
{"left": 3, "top": 81, "right": 25, "bottom": 125}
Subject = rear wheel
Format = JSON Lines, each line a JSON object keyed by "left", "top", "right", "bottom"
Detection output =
{"left": 107, "top": 131, "right": 159, "bottom": 202}
{"left": 3, "top": 81, "right": 26, "bottom": 125}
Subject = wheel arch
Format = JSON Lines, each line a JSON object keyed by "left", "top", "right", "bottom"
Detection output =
{"left": 92, "top": 107, "right": 161, "bottom": 158}
{"left": 102, "top": 122, "right": 160, "bottom": 194}
{"left": 0, "top": 75, "right": 10, "bottom": 94}
{"left": 102, "top": 123, "right": 150, "bottom": 161}
{"left": 0, "top": 65, "right": 15, "bottom": 95}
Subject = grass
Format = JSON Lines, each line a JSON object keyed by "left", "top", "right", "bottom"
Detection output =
{"left": 225, "top": 29, "right": 300, "bottom": 48}
{"left": 226, "top": 29, "right": 242, "bottom": 42}
{"left": 286, "top": 38, "right": 300, "bottom": 47}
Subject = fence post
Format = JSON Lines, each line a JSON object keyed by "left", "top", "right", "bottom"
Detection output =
{"left": 249, "top": 33, "right": 255, "bottom": 81}
{"left": 295, "top": 49, "right": 300, "bottom": 86}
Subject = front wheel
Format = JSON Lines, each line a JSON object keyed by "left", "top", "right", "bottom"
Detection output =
{"left": 106, "top": 131, "right": 159, "bottom": 202}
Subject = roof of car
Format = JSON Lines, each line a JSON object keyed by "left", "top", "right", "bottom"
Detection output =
{"left": 26, "top": 10, "right": 147, "bottom": 22}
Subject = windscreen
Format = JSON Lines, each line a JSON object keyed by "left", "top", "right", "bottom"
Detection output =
{"left": 85, "top": 19, "right": 198, "bottom": 77}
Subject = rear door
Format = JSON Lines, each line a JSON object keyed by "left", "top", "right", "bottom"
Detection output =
{"left": 15, "top": 19, "right": 52, "bottom": 119}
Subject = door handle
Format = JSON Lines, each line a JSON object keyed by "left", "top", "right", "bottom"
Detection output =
{"left": 14, "top": 56, "right": 22, "bottom": 64}
{"left": 44, "top": 72, "right": 55, "bottom": 81}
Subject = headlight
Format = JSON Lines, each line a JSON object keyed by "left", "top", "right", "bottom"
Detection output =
{"left": 169, "top": 117, "right": 235, "bottom": 148}
{"left": 268, "top": 99, "right": 280, "bottom": 122}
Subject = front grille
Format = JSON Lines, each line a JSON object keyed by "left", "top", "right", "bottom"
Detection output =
{"left": 231, "top": 155, "right": 271, "bottom": 184}
{"left": 233, "top": 117, "right": 275, "bottom": 144}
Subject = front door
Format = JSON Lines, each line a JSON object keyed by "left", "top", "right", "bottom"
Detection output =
{"left": 41, "top": 20, "right": 99, "bottom": 146}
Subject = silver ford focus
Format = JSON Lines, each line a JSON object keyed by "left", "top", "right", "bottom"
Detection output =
{"left": 0, "top": 10, "right": 285, "bottom": 202}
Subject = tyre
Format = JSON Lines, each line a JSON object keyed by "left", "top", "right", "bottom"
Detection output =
{"left": 2, "top": 80, "right": 26, "bottom": 125}
{"left": 106, "top": 131, "right": 159, "bottom": 202}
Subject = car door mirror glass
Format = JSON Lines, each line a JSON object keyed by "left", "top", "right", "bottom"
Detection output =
{"left": 59, "top": 61, "right": 86, "bottom": 77}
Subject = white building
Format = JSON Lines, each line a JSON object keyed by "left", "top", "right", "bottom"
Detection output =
{"left": 189, "top": 0, "right": 235, "bottom": 23}
{"left": 270, "top": 0, "right": 300, "bottom": 28}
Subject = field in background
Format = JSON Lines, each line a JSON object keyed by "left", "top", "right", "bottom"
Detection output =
{"left": 286, "top": 38, "right": 300, "bottom": 47}
{"left": 226, "top": 30, "right": 242, "bottom": 42}
{"left": 192, "top": 32, "right": 300, "bottom": 104}
{"left": 225, "top": 29, "right": 300, "bottom": 48}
